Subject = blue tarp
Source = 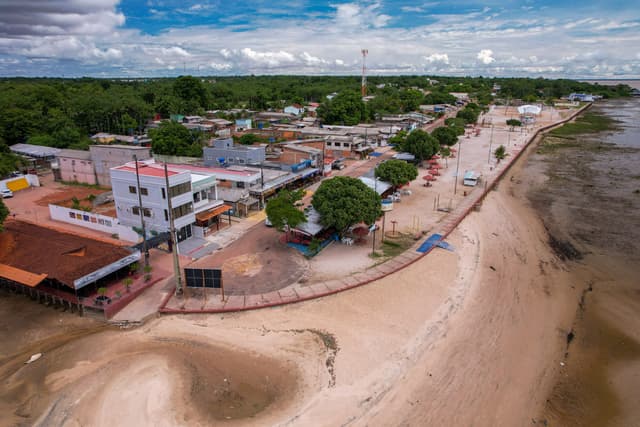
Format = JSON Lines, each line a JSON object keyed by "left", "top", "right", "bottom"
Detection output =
{"left": 370, "top": 152, "right": 383, "bottom": 157}
{"left": 416, "top": 233, "right": 454, "bottom": 253}
{"left": 417, "top": 234, "right": 443, "bottom": 253}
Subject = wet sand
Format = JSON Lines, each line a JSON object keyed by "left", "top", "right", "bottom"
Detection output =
{"left": 527, "top": 99, "right": 640, "bottom": 426}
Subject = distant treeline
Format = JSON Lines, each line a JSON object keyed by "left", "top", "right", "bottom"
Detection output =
{"left": 0, "top": 75, "right": 632, "bottom": 157}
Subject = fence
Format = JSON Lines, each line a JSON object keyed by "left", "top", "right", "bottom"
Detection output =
{"left": 49, "top": 204, "right": 140, "bottom": 243}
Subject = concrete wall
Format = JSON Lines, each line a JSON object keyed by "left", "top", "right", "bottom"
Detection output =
{"left": 49, "top": 204, "right": 140, "bottom": 242}
{"left": 58, "top": 157, "right": 97, "bottom": 185}
{"left": 90, "top": 145, "right": 152, "bottom": 187}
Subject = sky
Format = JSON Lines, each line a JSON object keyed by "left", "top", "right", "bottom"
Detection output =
{"left": 0, "top": 0, "right": 638, "bottom": 79}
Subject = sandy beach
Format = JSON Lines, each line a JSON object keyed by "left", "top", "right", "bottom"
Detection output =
{"left": 1, "top": 101, "right": 638, "bottom": 426}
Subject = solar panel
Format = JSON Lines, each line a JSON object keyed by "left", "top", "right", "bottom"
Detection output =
{"left": 184, "top": 268, "right": 222, "bottom": 288}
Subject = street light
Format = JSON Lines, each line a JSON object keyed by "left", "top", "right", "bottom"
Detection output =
{"left": 487, "top": 125, "right": 494, "bottom": 164}
{"left": 453, "top": 139, "right": 462, "bottom": 195}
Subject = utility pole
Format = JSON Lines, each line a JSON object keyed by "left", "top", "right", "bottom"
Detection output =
{"left": 164, "top": 163, "right": 183, "bottom": 295}
{"left": 133, "top": 155, "right": 149, "bottom": 267}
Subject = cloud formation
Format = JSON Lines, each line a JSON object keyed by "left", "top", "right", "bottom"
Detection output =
{"left": 0, "top": 0, "right": 638, "bottom": 78}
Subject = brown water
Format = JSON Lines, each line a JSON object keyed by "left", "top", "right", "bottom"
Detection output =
{"left": 526, "top": 99, "right": 640, "bottom": 426}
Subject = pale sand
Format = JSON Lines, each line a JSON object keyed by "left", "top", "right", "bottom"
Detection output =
{"left": 11, "top": 143, "right": 584, "bottom": 427}
{"left": 1, "top": 106, "right": 586, "bottom": 426}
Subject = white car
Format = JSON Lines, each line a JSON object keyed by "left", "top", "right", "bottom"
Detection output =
{"left": 1, "top": 189, "right": 13, "bottom": 198}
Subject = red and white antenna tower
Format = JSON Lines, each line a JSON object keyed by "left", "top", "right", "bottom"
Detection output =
{"left": 361, "top": 49, "right": 368, "bottom": 97}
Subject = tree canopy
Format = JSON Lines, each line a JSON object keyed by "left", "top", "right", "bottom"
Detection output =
{"left": 149, "top": 121, "right": 203, "bottom": 157}
{"left": 400, "top": 129, "right": 440, "bottom": 161}
{"left": 374, "top": 160, "right": 418, "bottom": 188}
{"left": 265, "top": 189, "right": 306, "bottom": 231}
{"left": 312, "top": 176, "right": 382, "bottom": 232}
{"left": 317, "top": 91, "right": 366, "bottom": 125}
{"left": 431, "top": 126, "right": 459, "bottom": 147}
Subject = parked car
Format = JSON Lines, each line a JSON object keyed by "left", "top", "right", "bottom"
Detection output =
{"left": 332, "top": 160, "right": 346, "bottom": 170}
{"left": 265, "top": 217, "right": 273, "bottom": 227}
{"left": 1, "top": 189, "right": 13, "bottom": 198}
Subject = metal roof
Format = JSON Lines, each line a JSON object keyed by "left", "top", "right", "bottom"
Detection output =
{"left": 10, "top": 143, "right": 61, "bottom": 158}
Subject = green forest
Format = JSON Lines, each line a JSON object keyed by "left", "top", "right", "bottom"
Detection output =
{"left": 0, "top": 74, "right": 633, "bottom": 176}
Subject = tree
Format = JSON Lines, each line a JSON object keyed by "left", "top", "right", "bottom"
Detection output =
{"left": 149, "top": 121, "right": 203, "bottom": 157}
{"left": 0, "top": 199, "right": 8, "bottom": 231}
{"left": 317, "top": 91, "right": 366, "bottom": 125}
{"left": 431, "top": 126, "right": 459, "bottom": 147}
{"left": 265, "top": 189, "right": 306, "bottom": 234}
{"left": 400, "top": 129, "right": 440, "bottom": 162}
{"left": 494, "top": 145, "right": 507, "bottom": 163}
{"left": 440, "top": 146, "right": 451, "bottom": 167}
{"left": 173, "top": 76, "right": 208, "bottom": 111}
{"left": 312, "top": 176, "right": 382, "bottom": 232}
{"left": 238, "top": 133, "right": 262, "bottom": 145}
{"left": 374, "top": 160, "right": 418, "bottom": 188}
{"left": 506, "top": 119, "right": 522, "bottom": 127}
{"left": 388, "top": 130, "right": 407, "bottom": 146}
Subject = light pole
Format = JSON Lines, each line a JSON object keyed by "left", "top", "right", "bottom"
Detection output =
{"left": 487, "top": 125, "right": 494, "bottom": 164}
{"left": 453, "top": 140, "right": 462, "bottom": 195}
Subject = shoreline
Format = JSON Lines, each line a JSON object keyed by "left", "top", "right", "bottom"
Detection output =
{"left": 2, "top": 102, "right": 630, "bottom": 426}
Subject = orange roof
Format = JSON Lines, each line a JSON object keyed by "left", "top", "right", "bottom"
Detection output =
{"left": 0, "top": 263, "right": 47, "bottom": 287}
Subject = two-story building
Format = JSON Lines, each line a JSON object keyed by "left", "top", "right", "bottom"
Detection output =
{"left": 90, "top": 145, "right": 152, "bottom": 187}
{"left": 203, "top": 138, "right": 266, "bottom": 167}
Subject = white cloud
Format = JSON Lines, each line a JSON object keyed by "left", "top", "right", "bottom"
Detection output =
{"left": 424, "top": 53, "right": 449, "bottom": 64}
{"left": 477, "top": 49, "right": 495, "bottom": 64}
{"left": 240, "top": 48, "right": 296, "bottom": 67}
{"left": 334, "top": 2, "right": 391, "bottom": 29}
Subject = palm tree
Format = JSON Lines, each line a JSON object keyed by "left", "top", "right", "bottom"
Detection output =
{"left": 494, "top": 145, "right": 507, "bottom": 163}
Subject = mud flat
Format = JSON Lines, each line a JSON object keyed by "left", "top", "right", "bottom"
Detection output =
{"left": 527, "top": 98, "right": 640, "bottom": 426}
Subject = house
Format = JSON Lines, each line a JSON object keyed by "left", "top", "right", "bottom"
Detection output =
{"left": 110, "top": 160, "right": 223, "bottom": 242}
{"left": 53, "top": 149, "right": 96, "bottom": 184}
{"left": 9, "top": 143, "right": 61, "bottom": 168}
{"left": 235, "top": 118, "right": 252, "bottom": 131}
{"left": 90, "top": 145, "right": 152, "bottom": 187}
{"left": 203, "top": 138, "right": 266, "bottom": 167}
{"left": 284, "top": 104, "right": 304, "bottom": 116}
{"left": 567, "top": 93, "right": 594, "bottom": 102}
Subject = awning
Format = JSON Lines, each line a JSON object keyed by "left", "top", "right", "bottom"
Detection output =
{"left": 196, "top": 204, "right": 232, "bottom": 222}
{"left": 73, "top": 251, "right": 141, "bottom": 290}
{"left": 0, "top": 263, "right": 48, "bottom": 287}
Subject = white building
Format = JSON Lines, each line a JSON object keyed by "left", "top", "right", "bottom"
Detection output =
{"left": 110, "top": 160, "right": 222, "bottom": 242}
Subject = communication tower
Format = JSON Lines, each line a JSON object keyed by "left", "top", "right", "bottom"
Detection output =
{"left": 361, "top": 49, "right": 368, "bottom": 97}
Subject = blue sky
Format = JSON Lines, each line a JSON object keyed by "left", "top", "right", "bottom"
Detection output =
{"left": 0, "top": 0, "right": 638, "bottom": 78}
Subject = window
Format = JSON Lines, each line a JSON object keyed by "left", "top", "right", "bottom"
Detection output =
{"left": 236, "top": 181, "right": 245, "bottom": 189}
{"left": 201, "top": 190, "right": 207, "bottom": 200}
{"left": 129, "top": 186, "right": 137, "bottom": 194}
{"left": 140, "top": 187, "right": 148, "bottom": 196}
{"left": 239, "top": 159, "right": 245, "bottom": 164}
{"left": 172, "top": 202, "right": 193, "bottom": 219}
{"left": 143, "top": 208, "right": 152, "bottom": 217}
{"left": 132, "top": 206, "right": 140, "bottom": 215}
{"left": 193, "top": 192, "right": 201, "bottom": 203}
{"left": 164, "top": 209, "right": 169, "bottom": 221}
{"left": 161, "top": 188, "right": 166, "bottom": 199}
{"left": 168, "top": 182, "right": 190, "bottom": 198}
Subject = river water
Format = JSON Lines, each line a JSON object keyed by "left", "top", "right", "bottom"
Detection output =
{"left": 527, "top": 98, "right": 640, "bottom": 426}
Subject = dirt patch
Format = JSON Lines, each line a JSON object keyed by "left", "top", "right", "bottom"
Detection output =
{"left": 35, "top": 185, "right": 109, "bottom": 210}
{"left": 0, "top": 305, "right": 300, "bottom": 426}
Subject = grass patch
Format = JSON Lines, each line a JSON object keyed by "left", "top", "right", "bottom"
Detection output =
{"left": 549, "top": 112, "right": 620, "bottom": 137}
{"left": 380, "top": 236, "right": 413, "bottom": 258}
